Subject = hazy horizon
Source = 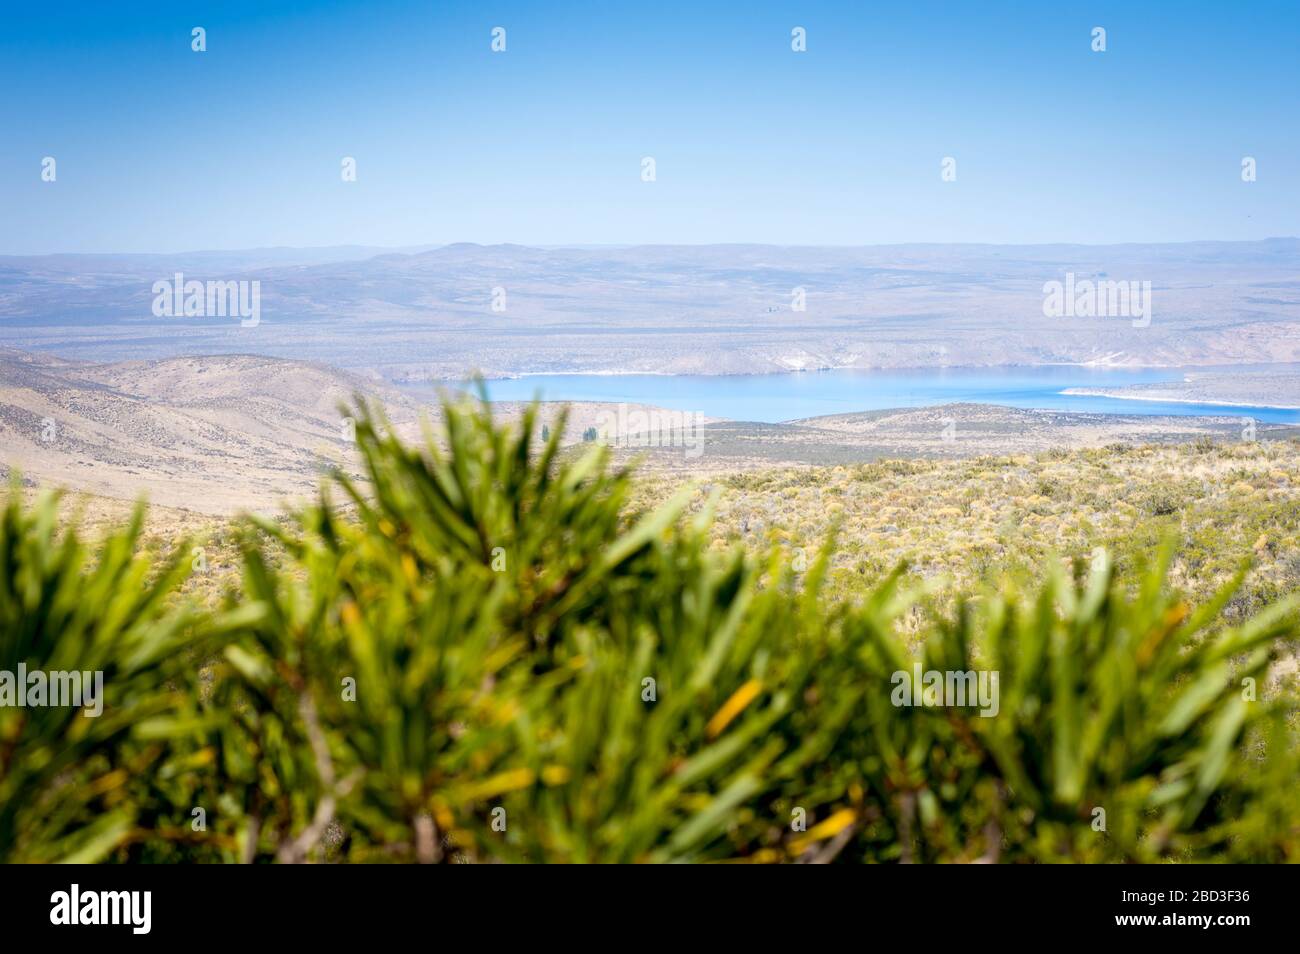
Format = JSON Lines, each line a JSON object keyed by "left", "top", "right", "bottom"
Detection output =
{"left": 5, "top": 235, "right": 1300, "bottom": 263}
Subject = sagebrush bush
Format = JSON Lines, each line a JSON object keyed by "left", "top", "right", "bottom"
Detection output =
{"left": 1, "top": 395, "right": 1297, "bottom": 862}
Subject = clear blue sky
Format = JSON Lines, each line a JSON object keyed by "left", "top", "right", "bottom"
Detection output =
{"left": 2, "top": 0, "right": 1296, "bottom": 253}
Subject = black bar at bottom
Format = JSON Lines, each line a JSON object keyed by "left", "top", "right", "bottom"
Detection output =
{"left": 1, "top": 863, "right": 1290, "bottom": 941}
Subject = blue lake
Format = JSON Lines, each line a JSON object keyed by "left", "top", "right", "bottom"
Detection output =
{"left": 456, "top": 367, "right": 1300, "bottom": 425}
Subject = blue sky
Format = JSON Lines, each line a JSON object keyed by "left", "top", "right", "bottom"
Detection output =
{"left": 2, "top": 0, "right": 1297, "bottom": 253}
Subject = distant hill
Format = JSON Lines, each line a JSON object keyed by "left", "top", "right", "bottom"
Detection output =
{"left": 0, "top": 349, "right": 712, "bottom": 513}
{"left": 0, "top": 349, "right": 430, "bottom": 513}
{"left": 627, "top": 403, "right": 1278, "bottom": 473}
{"left": 1, "top": 240, "right": 1297, "bottom": 378}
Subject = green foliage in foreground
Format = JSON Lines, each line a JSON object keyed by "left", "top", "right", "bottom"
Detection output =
{"left": 1, "top": 397, "right": 1298, "bottom": 863}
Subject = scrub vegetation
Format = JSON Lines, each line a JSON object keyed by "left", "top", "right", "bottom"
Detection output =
{"left": 2, "top": 397, "right": 1297, "bottom": 863}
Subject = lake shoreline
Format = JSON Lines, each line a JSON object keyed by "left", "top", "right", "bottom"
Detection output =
{"left": 431, "top": 366, "right": 1300, "bottom": 425}
{"left": 1061, "top": 388, "right": 1300, "bottom": 412}
{"left": 482, "top": 361, "right": 1175, "bottom": 382}
{"left": 471, "top": 360, "right": 1300, "bottom": 383}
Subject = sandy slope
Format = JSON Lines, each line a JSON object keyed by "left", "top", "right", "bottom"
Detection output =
{"left": 0, "top": 349, "right": 718, "bottom": 513}
{"left": 0, "top": 349, "right": 431, "bottom": 513}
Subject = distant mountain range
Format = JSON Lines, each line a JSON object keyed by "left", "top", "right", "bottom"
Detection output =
{"left": 2, "top": 240, "right": 1298, "bottom": 380}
